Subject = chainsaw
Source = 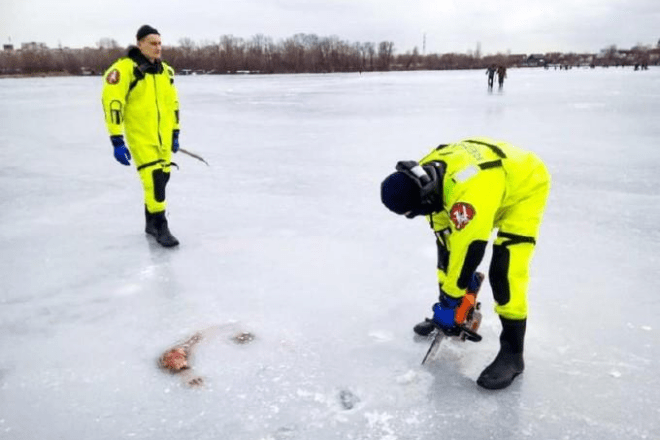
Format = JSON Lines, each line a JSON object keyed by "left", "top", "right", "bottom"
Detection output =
{"left": 421, "top": 272, "right": 484, "bottom": 365}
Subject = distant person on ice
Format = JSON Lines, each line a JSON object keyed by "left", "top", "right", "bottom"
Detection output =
{"left": 101, "top": 25, "right": 181, "bottom": 247}
{"left": 380, "top": 138, "right": 550, "bottom": 389}
{"left": 497, "top": 65, "right": 507, "bottom": 89}
{"left": 486, "top": 65, "right": 496, "bottom": 90}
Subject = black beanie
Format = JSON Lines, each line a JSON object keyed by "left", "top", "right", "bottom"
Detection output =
{"left": 136, "top": 25, "right": 160, "bottom": 41}
{"left": 380, "top": 171, "right": 422, "bottom": 214}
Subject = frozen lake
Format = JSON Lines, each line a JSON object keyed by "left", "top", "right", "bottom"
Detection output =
{"left": 1, "top": 67, "right": 659, "bottom": 439}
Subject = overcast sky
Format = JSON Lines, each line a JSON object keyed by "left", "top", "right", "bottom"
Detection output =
{"left": 1, "top": 0, "right": 658, "bottom": 54}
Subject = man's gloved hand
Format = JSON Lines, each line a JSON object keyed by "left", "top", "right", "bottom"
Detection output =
{"left": 467, "top": 272, "right": 484, "bottom": 294}
{"left": 111, "top": 135, "right": 131, "bottom": 166}
{"left": 432, "top": 292, "right": 462, "bottom": 333}
{"left": 172, "top": 130, "right": 180, "bottom": 153}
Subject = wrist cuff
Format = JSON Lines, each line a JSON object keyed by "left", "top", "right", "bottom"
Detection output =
{"left": 439, "top": 292, "right": 462, "bottom": 308}
{"left": 110, "top": 135, "right": 124, "bottom": 148}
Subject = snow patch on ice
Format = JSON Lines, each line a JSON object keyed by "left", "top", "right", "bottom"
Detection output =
{"left": 365, "top": 411, "right": 396, "bottom": 440}
{"left": 395, "top": 369, "right": 418, "bottom": 385}
{"left": 138, "top": 265, "right": 158, "bottom": 278}
{"left": 115, "top": 283, "right": 141, "bottom": 296}
{"left": 368, "top": 330, "right": 393, "bottom": 342}
{"left": 572, "top": 102, "right": 606, "bottom": 110}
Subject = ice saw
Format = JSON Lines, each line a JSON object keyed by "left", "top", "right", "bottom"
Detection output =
{"left": 421, "top": 272, "right": 484, "bottom": 365}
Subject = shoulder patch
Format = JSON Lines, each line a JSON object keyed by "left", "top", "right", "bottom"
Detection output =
{"left": 449, "top": 202, "right": 476, "bottom": 230}
{"left": 106, "top": 69, "right": 121, "bottom": 85}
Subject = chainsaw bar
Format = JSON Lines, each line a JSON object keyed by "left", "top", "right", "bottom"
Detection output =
{"left": 420, "top": 318, "right": 483, "bottom": 365}
{"left": 421, "top": 330, "right": 445, "bottom": 365}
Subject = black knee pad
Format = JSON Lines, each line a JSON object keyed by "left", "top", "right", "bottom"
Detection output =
{"left": 152, "top": 169, "right": 170, "bottom": 203}
{"left": 489, "top": 244, "right": 511, "bottom": 306}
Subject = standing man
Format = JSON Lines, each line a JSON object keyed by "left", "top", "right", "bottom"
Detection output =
{"left": 486, "top": 65, "right": 496, "bottom": 91}
{"left": 497, "top": 65, "right": 507, "bottom": 89}
{"left": 380, "top": 138, "right": 550, "bottom": 390}
{"left": 102, "top": 25, "right": 181, "bottom": 247}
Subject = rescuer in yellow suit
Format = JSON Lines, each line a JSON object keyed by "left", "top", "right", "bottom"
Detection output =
{"left": 101, "top": 25, "right": 180, "bottom": 247}
{"left": 380, "top": 138, "right": 550, "bottom": 389}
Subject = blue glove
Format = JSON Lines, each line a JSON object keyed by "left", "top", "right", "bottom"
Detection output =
{"left": 467, "top": 272, "right": 484, "bottom": 294}
{"left": 111, "top": 135, "right": 131, "bottom": 166}
{"left": 432, "top": 293, "right": 462, "bottom": 332}
{"left": 172, "top": 130, "right": 180, "bottom": 153}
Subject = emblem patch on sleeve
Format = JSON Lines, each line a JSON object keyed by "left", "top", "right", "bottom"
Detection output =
{"left": 106, "top": 69, "right": 120, "bottom": 84}
{"left": 449, "top": 202, "right": 476, "bottom": 230}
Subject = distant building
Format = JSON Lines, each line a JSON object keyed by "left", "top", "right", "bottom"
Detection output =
{"left": 649, "top": 48, "right": 660, "bottom": 64}
{"left": 3, "top": 44, "right": 13, "bottom": 51}
{"left": 524, "top": 54, "right": 546, "bottom": 67}
{"left": 21, "top": 42, "right": 48, "bottom": 51}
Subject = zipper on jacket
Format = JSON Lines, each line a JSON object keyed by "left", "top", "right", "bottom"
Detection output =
{"left": 153, "top": 75, "right": 162, "bottom": 147}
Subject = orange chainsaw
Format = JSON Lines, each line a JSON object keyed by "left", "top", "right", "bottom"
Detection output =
{"left": 421, "top": 272, "right": 484, "bottom": 365}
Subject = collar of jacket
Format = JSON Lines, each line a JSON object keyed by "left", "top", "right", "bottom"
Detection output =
{"left": 127, "top": 46, "right": 164, "bottom": 75}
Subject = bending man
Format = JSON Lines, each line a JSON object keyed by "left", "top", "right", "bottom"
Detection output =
{"left": 380, "top": 138, "right": 550, "bottom": 389}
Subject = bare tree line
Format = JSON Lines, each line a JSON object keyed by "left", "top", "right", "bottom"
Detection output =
{"left": 168, "top": 34, "right": 395, "bottom": 73}
{"left": 0, "top": 45, "right": 124, "bottom": 75}
{"left": 1, "top": 33, "right": 658, "bottom": 76}
{"left": 0, "top": 34, "right": 394, "bottom": 75}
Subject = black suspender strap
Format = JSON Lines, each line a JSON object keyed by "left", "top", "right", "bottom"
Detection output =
{"left": 497, "top": 231, "right": 536, "bottom": 246}
{"left": 137, "top": 159, "right": 165, "bottom": 171}
{"left": 128, "top": 63, "right": 150, "bottom": 93}
{"left": 478, "top": 160, "right": 503, "bottom": 170}
{"left": 137, "top": 160, "right": 179, "bottom": 171}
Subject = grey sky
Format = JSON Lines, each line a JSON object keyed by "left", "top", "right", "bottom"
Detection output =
{"left": 1, "top": 0, "right": 658, "bottom": 54}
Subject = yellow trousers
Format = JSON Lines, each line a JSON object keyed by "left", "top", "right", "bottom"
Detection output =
{"left": 489, "top": 163, "right": 551, "bottom": 320}
{"left": 130, "top": 143, "right": 173, "bottom": 214}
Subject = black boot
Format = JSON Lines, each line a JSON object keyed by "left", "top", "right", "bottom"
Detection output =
{"left": 145, "top": 206, "right": 158, "bottom": 237}
{"left": 146, "top": 209, "right": 179, "bottom": 247}
{"left": 477, "top": 317, "right": 526, "bottom": 390}
{"left": 413, "top": 320, "right": 436, "bottom": 337}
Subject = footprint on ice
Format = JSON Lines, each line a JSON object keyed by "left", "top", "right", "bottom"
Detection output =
{"left": 339, "top": 389, "right": 360, "bottom": 410}
{"left": 231, "top": 332, "right": 256, "bottom": 344}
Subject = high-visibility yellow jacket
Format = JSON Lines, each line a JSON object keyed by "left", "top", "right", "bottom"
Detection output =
{"left": 101, "top": 47, "right": 179, "bottom": 159}
{"left": 419, "top": 138, "right": 550, "bottom": 298}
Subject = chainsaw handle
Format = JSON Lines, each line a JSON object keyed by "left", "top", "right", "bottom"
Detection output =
{"left": 459, "top": 325, "right": 482, "bottom": 342}
{"left": 424, "top": 319, "right": 482, "bottom": 342}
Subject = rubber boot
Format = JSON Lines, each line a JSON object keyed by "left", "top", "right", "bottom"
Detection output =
{"left": 477, "top": 317, "right": 526, "bottom": 390}
{"left": 413, "top": 320, "right": 436, "bottom": 337}
{"left": 146, "top": 209, "right": 179, "bottom": 247}
{"left": 145, "top": 206, "right": 158, "bottom": 237}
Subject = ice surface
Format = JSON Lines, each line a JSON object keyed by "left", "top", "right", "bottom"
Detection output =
{"left": 1, "top": 68, "right": 659, "bottom": 439}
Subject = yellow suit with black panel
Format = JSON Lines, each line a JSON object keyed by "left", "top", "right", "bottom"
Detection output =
{"left": 101, "top": 47, "right": 180, "bottom": 214}
{"left": 419, "top": 138, "right": 550, "bottom": 320}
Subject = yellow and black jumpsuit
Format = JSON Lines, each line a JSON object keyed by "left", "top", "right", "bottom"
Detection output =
{"left": 101, "top": 47, "right": 180, "bottom": 215}
{"left": 420, "top": 138, "right": 551, "bottom": 320}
